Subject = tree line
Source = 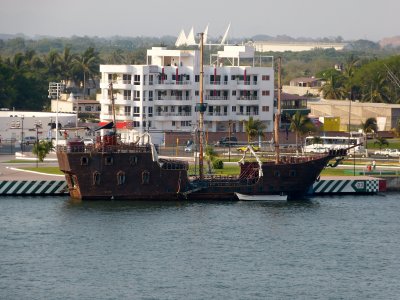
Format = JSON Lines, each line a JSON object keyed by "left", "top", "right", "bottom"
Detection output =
{"left": 1, "top": 36, "right": 400, "bottom": 111}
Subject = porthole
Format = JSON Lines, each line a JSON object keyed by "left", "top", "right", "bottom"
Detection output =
{"left": 93, "top": 171, "right": 101, "bottom": 185}
{"left": 142, "top": 170, "right": 150, "bottom": 184}
{"left": 129, "top": 156, "right": 138, "bottom": 166}
{"left": 105, "top": 156, "right": 113, "bottom": 165}
{"left": 117, "top": 171, "right": 126, "bottom": 185}
{"left": 80, "top": 156, "right": 89, "bottom": 166}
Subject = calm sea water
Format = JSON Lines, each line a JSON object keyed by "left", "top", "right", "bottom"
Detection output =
{"left": 1, "top": 193, "right": 400, "bottom": 300}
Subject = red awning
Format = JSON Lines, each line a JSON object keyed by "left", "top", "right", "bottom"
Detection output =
{"left": 98, "top": 121, "right": 130, "bottom": 129}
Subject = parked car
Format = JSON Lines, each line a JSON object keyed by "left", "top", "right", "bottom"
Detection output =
{"left": 236, "top": 145, "right": 260, "bottom": 152}
{"left": 24, "top": 136, "right": 37, "bottom": 145}
{"left": 373, "top": 148, "right": 400, "bottom": 157}
{"left": 184, "top": 140, "right": 194, "bottom": 152}
{"left": 215, "top": 136, "right": 238, "bottom": 147}
{"left": 82, "top": 138, "right": 94, "bottom": 145}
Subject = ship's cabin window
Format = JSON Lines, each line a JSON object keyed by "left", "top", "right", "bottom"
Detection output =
{"left": 289, "top": 170, "right": 297, "bottom": 177}
{"left": 117, "top": 171, "right": 126, "bottom": 185}
{"left": 69, "top": 174, "right": 78, "bottom": 188}
{"left": 129, "top": 156, "right": 138, "bottom": 165}
{"left": 93, "top": 171, "right": 101, "bottom": 185}
{"left": 80, "top": 156, "right": 89, "bottom": 166}
{"left": 105, "top": 156, "right": 113, "bottom": 165}
{"left": 142, "top": 170, "right": 150, "bottom": 184}
{"left": 274, "top": 171, "right": 280, "bottom": 177}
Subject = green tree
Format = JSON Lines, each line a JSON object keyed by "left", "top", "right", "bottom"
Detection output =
{"left": 289, "top": 111, "right": 315, "bottom": 150}
{"left": 244, "top": 116, "right": 266, "bottom": 143}
{"left": 73, "top": 47, "right": 101, "bottom": 99}
{"left": 373, "top": 136, "right": 389, "bottom": 150}
{"left": 32, "top": 140, "right": 54, "bottom": 163}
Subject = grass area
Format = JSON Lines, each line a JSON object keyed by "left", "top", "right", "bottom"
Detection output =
{"left": 2, "top": 159, "right": 38, "bottom": 163}
{"left": 366, "top": 138, "right": 400, "bottom": 149}
{"left": 20, "top": 166, "right": 63, "bottom": 175}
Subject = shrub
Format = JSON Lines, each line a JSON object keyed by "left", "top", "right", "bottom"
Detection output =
{"left": 213, "top": 159, "right": 224, "bottom": 169}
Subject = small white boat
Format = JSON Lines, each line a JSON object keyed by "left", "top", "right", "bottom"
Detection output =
{"left": 235, "top": 192, "right": 287, "bottom": 201}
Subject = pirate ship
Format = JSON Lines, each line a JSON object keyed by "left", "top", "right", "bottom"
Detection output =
{"left": 56, "top": 34, "right": 344, "bottom": 201}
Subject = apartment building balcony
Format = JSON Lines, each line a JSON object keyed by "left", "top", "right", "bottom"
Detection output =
{"left": 236, "top": 96, "right": 259, "bottom": 101}
{"left": 205, "top": 96, "right": 229, "bottom": 101}
{"left": 156, "top": 80, "right": 191, "bottom": 86}
{"left": 205, "top": 112, "right": 230, "bottom": 121}
{"left": 236, "top": 112, "right": 260, "bottom": 116}
{"left": 236, "top": 80, "right": 258, "bottom": 87}
{"left": 154, "top": 112, "right": 192, "bottom": 121}
{"left": 205, "top": 80, "right": 229, "bottom": 86}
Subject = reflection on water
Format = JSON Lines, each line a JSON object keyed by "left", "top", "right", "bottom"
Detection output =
{"left": 1, "top": 193, "right": 399, "bottom": 300}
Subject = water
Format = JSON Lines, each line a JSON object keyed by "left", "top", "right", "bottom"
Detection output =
{"left": 1, "top": 194, "right": 400, "bottom": 300}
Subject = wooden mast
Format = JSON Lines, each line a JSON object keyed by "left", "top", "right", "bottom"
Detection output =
{"left": 109, "top": 82, "right": 117, "bottom": 134}
{"left": 274, "top": 57, "right": 282, "bottom": 164}
{"left": 199, "top": 32, "right": 205, "bottom": 179}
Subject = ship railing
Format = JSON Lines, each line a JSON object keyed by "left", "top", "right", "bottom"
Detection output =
{"left": 57, "top": 143, "right": 153, "bottom": 154}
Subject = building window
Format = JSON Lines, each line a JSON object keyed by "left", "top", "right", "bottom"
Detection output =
{"left": 134, "top": 75, "right": 140, "bottom": 85}
{"left": 148, "top": 106, "right": 153, "bottom": 117}
{"left": 262, "top": 90, "right": 270, "bottom": 96}
{"left": 195, "top": 90, "right": 199, "bottom": 96}
{"left": 232, "top": 106, "right": 236, "bottom": 112}
{"left": 195, "top": 75, "right": 200, "bottom": 82}
{"left": 149, "top": 91, "right": 153, "bottom": 101}
{"left": 124, "top": 106, "right": 131, "bottom": 116}
{"left": 172, "top": 121, "right": 176, "bottom": 126}
{"left": 123, "top": 74, "right": 131, "bottom": 83}
{"left": 262, "top": 106, "right": 269, "bottom": 112}
{"left": 134, "top": 90, "right": 140, "bottom": 101}
{"left": 289, "top": 170, "right": 297, "bottom": 177}
{"left": 149, "top": 75, "right": 153, "bottom": 85}
{"left": 124, "top": 90, "right": 131, "bottom": 100}
{"left": 133, "top": 107, "right": 140, "bottom": 117}
{"left": 262, "top": 75, "right": 270, "bottom": 81}
{"left": 181, "top": 121, "right": 191, "bottom": 127}
{"left": 232, "top": 91, "right": 236, "bottom": 96}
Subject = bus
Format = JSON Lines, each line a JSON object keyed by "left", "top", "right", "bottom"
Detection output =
{"left": 303, "top": 135, "right": 365, "bottom": 154}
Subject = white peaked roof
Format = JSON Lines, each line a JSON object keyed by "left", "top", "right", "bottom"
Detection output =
{"left": 186, "top": 27, "right": 196, "bottom": 46}
{"left": 203, "top": 24, "right": 209, "bottom": 45}
{"left": 220, "top": 23, "right": 231, "bottom": 46}
{"left": 175, "top": 29, "right": 187, "bottom": 47}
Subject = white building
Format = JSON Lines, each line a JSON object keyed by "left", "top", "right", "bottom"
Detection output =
{"left": 98, "top": 46, "right": 274, "bottom": 144}
{"left": 0, "top": 110, "right": 77, "bottom": 143}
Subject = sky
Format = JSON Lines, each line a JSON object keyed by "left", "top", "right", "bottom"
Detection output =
{"left": 1, "top": 0, "right": 399, "bottom": 42}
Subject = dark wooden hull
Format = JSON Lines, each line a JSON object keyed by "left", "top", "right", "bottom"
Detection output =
{"left": 57, "top": 145, "right": 338, "bottom": 201}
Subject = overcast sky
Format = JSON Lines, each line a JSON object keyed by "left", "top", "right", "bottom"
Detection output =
{"left": 1, "top": 0, "right": 399, "bottom": 41}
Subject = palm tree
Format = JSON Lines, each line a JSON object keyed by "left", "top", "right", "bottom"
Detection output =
{"left": 59, "top": 47, "right": 77, "bottom": 86}
{"left": 320, "top": 74, "right": 346, "bottom": 99}
{"left": 289, "top": 111, "right": 315, "bottom": 150}
{"left": 362, "top": 73, "right": 390, "bottom": 103}
{"left": 43, "top": 49, "right": 61, "bottom": 80}
{"left": 244, "top": 116, "right": 266, "bottom": 143}
{"left": 73, "top": 47, "right": 100, "bottom": 99}
{"left": 373, "top": 136, "right": 389, "bottom": 151}
{"left": 361, "top": 117, "right": 378, "bottom": 136}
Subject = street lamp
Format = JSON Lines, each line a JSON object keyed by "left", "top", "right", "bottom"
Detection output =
{"left": 21, "top": 115, "right": 24, "bottom": 154}
{"left": 35, "top": 124, "right": 40, "bottom": 168}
